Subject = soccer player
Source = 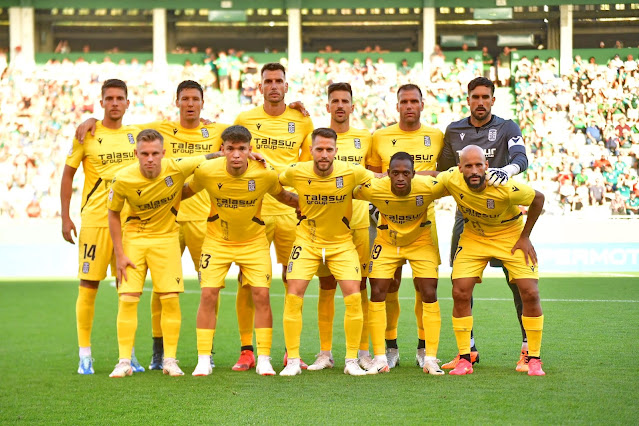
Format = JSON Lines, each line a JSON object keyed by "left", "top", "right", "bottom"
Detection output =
{"left": 278, "top": 127, "right": 374, "bottom": 377}
{"left": 437, "top": 76, "right": 530, "bottom": 371}
{"left": 233, "top": 62, "right": 314, "bottom": 371}
{"left": 75, "top": 80, "right": 227, "bottom": 371}
{"left": 184, "top": 125, "right": 299, "bottom": 377}
{"left": 437, "top": 145, "right": 545, "bottom": 376}
{"left": 106, "top": 129, "right": 220, "bottom": 378}
{"left": 368, "top": 84, "right": 444, "bottom": 368}
{"left": 306, "top": 82, "right": 374, "bottom": 371}
{"left": 355, "top": 152, "right": 447, "bottom": 375}
{"left": 61, "top": 78, "right": 145, "bottom": 374}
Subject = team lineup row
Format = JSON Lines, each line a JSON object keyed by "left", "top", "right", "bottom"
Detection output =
{"left": 61, "top": 63, "right": 546, "bottom": 378}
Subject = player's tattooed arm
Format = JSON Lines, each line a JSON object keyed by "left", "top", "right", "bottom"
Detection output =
{"left": 108, "top": 209, "right": 136, "bottom": 283}
{"left": 274, "top": 189, "right": 299, "bottom": 209}
{"left": 75, "top": 117, "right": 98, "bottom": 143}
{"left": 204, "top": 151, "right": 224, "bottom": 160}
{"left": 511, "top": 190, "right": 545, "bottom": 266}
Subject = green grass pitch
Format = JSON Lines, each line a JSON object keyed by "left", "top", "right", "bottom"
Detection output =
{"left": 1, "top": 275, "right": 638, "bottom": 424}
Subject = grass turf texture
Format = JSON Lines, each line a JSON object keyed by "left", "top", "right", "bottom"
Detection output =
{"left": 1, "top": 276, "right": 638, "bottom": 424}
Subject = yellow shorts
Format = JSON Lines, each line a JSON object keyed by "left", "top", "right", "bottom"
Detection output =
{"left": 264, "top": 213, "right": 297, "bottom": 264}
{"left": 178, "top": 220, "right": 206, "bottom": 271}
{"left": 368, "top": 234, "right": 439, "bottom": 279}
{"left": 199, "top": 236, "right": 272, "bottom": 289}
{"left": 118, "top": 237, "right": 184, "bottom": 294}
{"left": 452, "top": 232, "right": 539, "bottom": 283}
{"left": 317, "top": 228, "right": 370, "bottom": 278}
{"left": 77, "top": 227, "right": 115, "bottom": 281}
{"left": 287, "top": 240, "right": 361, "bottom": 282}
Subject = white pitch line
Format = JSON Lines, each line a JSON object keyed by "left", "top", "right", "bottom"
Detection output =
{"left": 114, "top": 284, "right": 639, "bottom": 303}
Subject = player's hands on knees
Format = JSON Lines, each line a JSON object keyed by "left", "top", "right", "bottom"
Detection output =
{"left": 75, "top": 118, "right": 98, "bottom": 143}
{"left": 249, "top": 152, "right": 267, "bottom": 166}
{"left": 289, "top": 101, "right": 310, "bottom": 117}
{"left": 116, "top": 255, "right": 136, "bottom": 283}
{"left": 486, "top": 168, "right": 510, "bottom": 186}
{"left": 512, "top": 236, "right": 537, "bottom": 266}
{"left": 62, "top": 218, "right": 77, "bottom": 244}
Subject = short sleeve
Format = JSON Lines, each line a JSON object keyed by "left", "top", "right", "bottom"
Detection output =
{"left": 508, "top": 182, "right": 536, "bottom": 206}
{"left": 355, "top": 164, "right": 374, "bottom": 186}
{"left": 353, "top": 180, "right": 373, "bottom": 201}
{"left": 176, "top": 155, "right": 206, "bottom": 177}
{"left": 65, "top": 138, "right": 84, "bottom": 169}
{"left": 267, "top": 169, "right": 284, "bottom": 195}
{"left": 279, "top": 164, "right": 296, "bottom": 187}
{"left": 368, "top": 133, "right": 382, "bottom": 168}
{"left": 107, "top": 178, "right": 125, "bottom": 212}
{"left": 189, "top": 167, "right": 205, "bottom": 194}
{"left": 299, "top": 134, "right": 312, "bottom": 162}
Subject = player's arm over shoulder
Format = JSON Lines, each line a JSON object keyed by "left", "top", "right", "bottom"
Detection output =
{"left": 437, "top": 126, "right": 457, "bottom": 171}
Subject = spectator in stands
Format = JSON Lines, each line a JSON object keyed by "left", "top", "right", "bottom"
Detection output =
{"left": 610, "top": 192, "right": 626, "bottom": 214}
{"left": 625, "top": 192, "right": 639, "bottom": 214}
{"left": 497, "top": 46, "right": 512, "bottom": 87}
{"left": 481, "top": 46, "right": 493, "bottom": 79}
{"left": 589, "top": 178, "right": 606, "bottom": 205}
{"left": 585, "top": 120, "right": 603, "bottom": 145}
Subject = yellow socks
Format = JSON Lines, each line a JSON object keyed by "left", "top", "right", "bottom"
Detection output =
{"left": 151, "top": 291, "right": 162, "bottom": 339}
{"left": 359, "top": 288, "right": 370, "bottom": 351}
{"left": 196, "top": 328, "right": 215, "bottom": 356}
{"left": 415, "top": 290, "right": 425, "bottom": 341}
{"left": 236, "top": 283, "right": 255, "bottom": 348}
{"left": 159, "top": 294, "right": 181, "bottom": 359}
{"left": 255, "top": 328, "right": 273, "bottom": 357}
{"left": 452, "top": 316, "right": 473, "bottom": 355}
{"left": 522, "top": 315, "right": 544, "bottom": 357}
{"left": 343, "top": 292, "right": 363, "bottom": 360}
{"left": 76, "top": 286, "right": 97, "bottom": 348}
{"left": 385, "top": 291, "right": 400, "bottom": 340}
{"left": 317, "top": 288, "right": 336, "bottom": 352}
{"left": 283, "top": 294, "right": 304, "bottom": 359}
{"left": 117, "top": 295, "right": 140, "bottom": 360}
{"left": 422, "top": 301, "right": 441, "bottom": 358}
{"left": 368, "top": 300, "right": 386, "bottom": 356}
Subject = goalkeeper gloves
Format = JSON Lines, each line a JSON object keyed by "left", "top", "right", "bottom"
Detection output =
{"left": 486, "top": 164, "right": 520, "bottom": 187}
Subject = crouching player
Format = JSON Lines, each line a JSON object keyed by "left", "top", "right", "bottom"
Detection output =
{"left": 184, "top": 125, "right": 299, "bottom": 376}
{"left": 354, "top": 152, "right": 448, "bottom": 375}
{"left": 439, "top": 145, "right": 546, "bottom": 376}
{"left": 107, "top": 129, "right": 221, "bottom": 378}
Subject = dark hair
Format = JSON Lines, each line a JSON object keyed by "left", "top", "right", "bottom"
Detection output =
{"left": 389, "top": 151, "right": 414, "bottom": 170}
{"left": 468, "top": 77, "right": 495, "bottom": 95}
{"left": 176, "top": 80, "right": 204, "bottom": 99}
{"left": 222, "top": 125, "right": 252, "bottom": 144}
{"left": 136, "top": 129, "right": 164, "bottom": 146}
{"left": 327, "top": 82, "right": 352, "bottom": 99}
{"left": 311, "top": 127, "right": 337, "bottom": 143}
{"left": 397, "top": 84, "right": 422, "bottom": 100}
{"left": 101, "top": 79, "right": 127, "bottom": 97}
{"left": 260, "top": 62, "right": 286, "bottom": 78}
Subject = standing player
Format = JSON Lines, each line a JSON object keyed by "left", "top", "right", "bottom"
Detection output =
{"left": 75, "top": 80, "right": 227, "bottom": 370}
{"left": 437, "top": 145, "right": 545, "bottom": 376}
{"left": 233, "top": 62, "right": 314, "bottom": 371}
{"left": 368, "top": 84, "right": 444, "bottom": 368}
{"left": 306, "top": 82, "right": 374, "bottom": 371}
{"left": 279, "top": 128, "right": 374, "bottom": 377}
{"left": 355, "top": 152, "right": 447, "bottom": 375}
{"left": 106, "top": 129, "right": 220, "bottom": 378}
{"left": 437, "top": 77, "right": 530, "bottom": 371}
{"left": 61, "top": 79, "right": 144, "bottom": 374}
{"left": 184, "top": 126, "right": 299, "bottom": 377}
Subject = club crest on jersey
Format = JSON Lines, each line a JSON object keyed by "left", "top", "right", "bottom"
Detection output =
{"left": 354, "top": 138, "right": 361, "bottom": 149}
{"left": 424, "top": 136, "right": 431, "bottom": 147}
{"left": 487, "top": 199, "right": 495, "bottom": 209}
{"left": 288, "top": 122, "right": 295, "bottom": 134}
{"left": 165, "top": 176, "right": 174, "bottom": 187}
{"left": 127, "top": 133, "right": 135, "bottom": 144}
{"left": 488, "top": 129, "right": 497, "bottom": 141}
{"left": 201, "top": 128, "right": 209, "bottom": 138}
{"left": 336, "top": 176, "right": 344, "bottom": 188}
{"left": 248, "top": 179, "right": 256, "bottom": 191}
{"left": 416, "top": 195, "right": 424, "bottom": 206}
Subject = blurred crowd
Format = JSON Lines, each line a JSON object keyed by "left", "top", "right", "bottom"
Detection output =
{"left": 1, "top": 48, "right": 638, "bottom": 219}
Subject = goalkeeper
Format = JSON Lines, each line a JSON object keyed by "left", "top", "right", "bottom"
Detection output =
{"left": 437, "top": 77, "right": 530, "bottom": 372}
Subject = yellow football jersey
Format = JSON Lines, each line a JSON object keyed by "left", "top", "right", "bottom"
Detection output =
{"left": 190, "top": 158, "right": 283, "bottom": 243}
{"left": 108, "top": 156, "right": 205, "bottom": 239}
{"left": 65, "top": 122, "right": 139, "bottom": 227}
{"left": 146, "top": 120, "right": 227, "bottom": 222}
{"left": 354, "top": 175, "right": 448, "bottom": 246}
{"left": 369, "top": 123, "right": 444, "bottom": 172}
{"left": 437, "top": 167, "right": 536, "bottom": 239}
{"left": 234, "top": 106, "right": 313, "bottom": 215}
{"left": 304, "top": 127, "right": 373, "bottom": 230}
{"left": 280, "top": 160, "right": 374, "bottom": 246}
